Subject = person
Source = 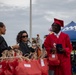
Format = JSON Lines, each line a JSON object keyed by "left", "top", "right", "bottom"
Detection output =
{"left": 16, "top": 30, "right": 35, "bottom": 56}
{"left": 42, "top": 35, "right": 48, "bottom": 49}
{"left": 0, "top": 22, "right": 16, "bottom": 57}
{"left": 36, "top": 34, "right": 42, "bottom": 48}
{"left": 44, "top": 18, "right": 72, "bottom": 75}
{"left": 32, "top": 38, "right": 37, "bottom": 49}
{"left": 41, "top": 35, "right": 48, "bottom": 58}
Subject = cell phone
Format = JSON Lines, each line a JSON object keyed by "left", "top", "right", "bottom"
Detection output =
{"left": 56, "top": 44, "right": 63, "bottom": 54}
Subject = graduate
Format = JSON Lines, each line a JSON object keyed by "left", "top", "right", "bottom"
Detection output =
{"left": 44, "top": 18, "right": 72, "bottom": 75}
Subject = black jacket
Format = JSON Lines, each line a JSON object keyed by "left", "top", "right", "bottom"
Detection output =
{"left": 19, "top": 42, "right": 35, "bottom": 55}
{"left": 0, "top": 35, "right": 11, "bottom": 56}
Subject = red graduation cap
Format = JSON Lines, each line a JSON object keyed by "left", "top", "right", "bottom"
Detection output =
{"left": 54, "top": 18, "right": 64, "bottom": 27}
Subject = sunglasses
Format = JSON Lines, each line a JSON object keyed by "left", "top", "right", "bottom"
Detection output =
{"left": 22, "top": 35, "right": 28, "bottom": 38}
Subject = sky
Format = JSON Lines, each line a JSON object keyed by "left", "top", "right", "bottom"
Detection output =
{"left": 0, "top": 0, "right": 76, "bottom": 45}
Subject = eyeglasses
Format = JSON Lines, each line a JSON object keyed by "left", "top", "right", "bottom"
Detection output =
{"left": 22, "top": 35, "right": 28, "bottom": 38}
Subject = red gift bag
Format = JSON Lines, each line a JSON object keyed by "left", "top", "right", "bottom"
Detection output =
{"left": 15, "top": 60, "right": 27, "bottom": 75}
{"left": 38, "top": 58, "right": 49, "bottom": 75}
{"left": 4, "top": 58, "right": 18, "bottom": 75}
{"left": 7, "top": 59, "right": 18, "bottom": 75}
{"left": 15, "top": 60, "right": 42, "bottom": 75}
{"left": 4, "top": 70, "right": 13, "bottom": 75}
{"left": 0, "top": 60, "right": 7, "bottom": 75}
{"left": 4, "top": 61, "right": 13, "bottom": 75}
{"left": 48, "top": 53, "right": 60, "bottom": 66}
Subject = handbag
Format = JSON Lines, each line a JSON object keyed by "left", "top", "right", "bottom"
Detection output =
{"left": 15, "top": 60, "right": 42, "bottom": 75}
{"left": 38, "top": 58, "right": 49, "bottom": 75}
{"left": 48, "top": 52, "right": 60, "bottom": 66}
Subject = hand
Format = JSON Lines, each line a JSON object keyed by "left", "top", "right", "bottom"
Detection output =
{"left": 12, "top": 44, "right": 19, "bottom": 49}
{"left": 51, "top": 47, "right": 56, "bottom": 53}
{"left": 58, "top": 48, "right": 65, "bottom": 52}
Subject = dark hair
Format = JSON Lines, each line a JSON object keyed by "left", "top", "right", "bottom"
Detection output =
{"left": 0, "top": 22, "right": 5, "bottom": 28}
{"left": 16, "top": 30, "right": 28, "bottom": 43}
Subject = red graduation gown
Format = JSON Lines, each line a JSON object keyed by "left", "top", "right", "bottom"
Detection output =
{"left": 44, "top": 32, "right": 72, "bottom": 75}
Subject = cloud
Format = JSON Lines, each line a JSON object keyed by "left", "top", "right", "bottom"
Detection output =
{"left": 44, "top": 11, "right": 69, "bottom": 22}
{"left": 0, "top": 0, "right": 36, "bottom": 8}
{"left": 0, "top": 0, "right": 76, "bottom": 45}
{"left": 67, "top": 0, "right": 75, "bottom": 2}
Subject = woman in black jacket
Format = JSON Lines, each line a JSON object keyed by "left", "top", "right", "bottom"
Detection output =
{"left": 16, "top": 30, "right": 35, "bottom": 56}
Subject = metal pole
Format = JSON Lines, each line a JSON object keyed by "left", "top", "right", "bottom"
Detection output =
{"left": 29, "top": 0, "right": 32, "bottom": 43}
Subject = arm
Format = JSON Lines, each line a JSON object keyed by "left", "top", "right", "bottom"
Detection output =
{"left": 0, "top": 36, "right": 19, "bottom": 51}
{"left": 44, "top": 35, "right": 53, "bottom": 55}
{"left": 0, "top": 36, "right": 12, "bottom": 51}
{"left": 64, "top": 35, "right": 72, "bottom": 57}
